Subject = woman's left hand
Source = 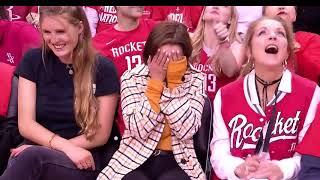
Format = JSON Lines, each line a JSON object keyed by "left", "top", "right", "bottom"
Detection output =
{"left": 246, "top": 161, "right": 284, "bottom": 180}
{"left": 10, "top": 145, "right": 33, "bottom": 157}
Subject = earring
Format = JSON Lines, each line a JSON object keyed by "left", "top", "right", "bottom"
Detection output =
{"left": 283, "top": 59, "right": 288, "bottom": 69}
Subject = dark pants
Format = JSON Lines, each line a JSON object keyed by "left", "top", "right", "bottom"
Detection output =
{"left": 123, "top": 152, "right": 189, "bottom": 180}
{"left": 0, "top": 146, "right": 99, "bottom": 180}
{"left": 0, "top": 121, "right": 23, "bottom": 175}
{"left": 298, "top": 154, "right": 320, "bottom": 180}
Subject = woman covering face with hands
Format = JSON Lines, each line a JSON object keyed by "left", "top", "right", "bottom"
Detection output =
{"left": 210, "top": 16, "right": 320, "bottom": 180}
{"left": 97, "top": 21, "right": 206, "bottom": 180}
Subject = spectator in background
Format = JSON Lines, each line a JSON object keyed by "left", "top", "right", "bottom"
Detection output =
{"left": 190, "top": 6, "right": 244, "bottom": 101}
{"left": 93, "top": 6, "right": 157, "bottom": 134}
{"left": 295, "top": 6, "right": 320, "bottom": 35}
{"left": 264, "top": 6, "right": 320, "bottom": 85}
{"left": 211, "top": 16, "right": 319, "bottom": 180}
{"left": 236, "top": 6, "right": 262, "bottom": 40}
{"left": 4, "top": 6, "right": 32, "bottom": 21}
{"left": 25, "top": 6, "right": 40, "bottom": 29}
{"left": 151, "top": 6, "right": 203, "bottom": 32}
{"left": 84, "top": 6, "right": 153, "bottom": 37}
{"left": 98, "top": 21, "right": 206, "bottom": 180}
{"left": 0, "top": 6, "right": 40, "bottom": 66}
{"left": 0, "top": 6, "right": 119, "bottom": 180}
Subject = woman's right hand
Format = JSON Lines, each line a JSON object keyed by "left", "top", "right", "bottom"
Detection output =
{"left": 234, "top": 155, "right": 260, "bottom": 178}
{"left": 148, "top": 49, "right": 170, "bottom": 81}
{"left": 63, "top": 145, "right": 96, "bottom": 170}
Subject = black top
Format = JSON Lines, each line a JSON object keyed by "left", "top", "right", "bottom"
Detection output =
{"left": 15, "top": 48, "right": 120, "bottom": 170}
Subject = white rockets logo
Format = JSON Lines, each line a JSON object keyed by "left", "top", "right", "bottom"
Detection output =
{"left": 6, "top": 53, "right": 14, "bottom": 64}
{"left": 228, "top": 111, "right": 301, "bottom": 149}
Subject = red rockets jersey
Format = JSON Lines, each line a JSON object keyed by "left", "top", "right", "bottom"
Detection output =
{"left": 5, "top": 6, "right": 33, "bottom": 21}
{"left": 92, "top": 19, "right": 156, "bottom": 79}
{"left": 219, "top": 70, "right": 318, "bottom": 160}
{"left": 92, "top": 19, "right": 156, "bottom": 135}
{"left": 295, "top": 31, "right": 320, "bottom": 85}
{"left": 89, "top": 6, "right": 154, "bottom": 33}
{"left": 151, "top": 6, "right": 203, "bottom": 32}
{"left": 191, "top": 49, "right": 236, "bottom": 101}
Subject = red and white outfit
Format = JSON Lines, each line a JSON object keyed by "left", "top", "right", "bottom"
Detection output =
{"left": 92, "top": 19, "right": 156, "bottom": 134}
{"left": 151, "top": 6, "right": 203, "bottom": 32}
{"left": 192, "top": 49, "right": 237, "bottom": 101}
{"left": 210, "top": 69, "right": 320, "bottom": 179}
{"left": 295, "top": 31, "right": 320, "bottom": 85}
{"left": 85, "top": 6, "right": 154, "bottom": 36}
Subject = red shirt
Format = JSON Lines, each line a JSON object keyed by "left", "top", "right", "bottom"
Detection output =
{"left": 151, "top": 6, "right": 203, "bottom": 32}
{"left": 0, "top": 20, "right": 40, "bottom": 66}
{"left": 192, "top": 49, "right": 236, "bottom": 101}
{"left": 90, "top": 6, "right": 154, "bottom": 33}
{"left": 93, "top": 19, "right": 156, "bottom": 134}
{"left": 93, "top": 19, "right": 156, "bottom": 78}
{"left": 5, "top": 6, "right": 32, "bottom": 21}
{"left": 295, "top": 31, "right": 320, "bottom": 85}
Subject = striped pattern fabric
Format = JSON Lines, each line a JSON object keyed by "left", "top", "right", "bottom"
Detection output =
{"left": 97, "top": 64, "right": 207, "bottom": 180}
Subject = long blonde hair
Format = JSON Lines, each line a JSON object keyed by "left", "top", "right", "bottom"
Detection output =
{"left": 39, "top": 6, "right": 99, "bottom": 140}
{"left": 191, "top": 6, "right": 240, "bottom": 76}
{"left": 240, "top": 16, "right": 295, "bottom": 77}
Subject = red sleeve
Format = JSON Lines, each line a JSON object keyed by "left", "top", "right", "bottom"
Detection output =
{"left": 296, "top": 103, "right": 320, "bottom": 157}
{"left": 295, "top": 31, "right": 320, "bottom": 83}
{"left": 0, "top": 63, "right": 15, "bottom": 116}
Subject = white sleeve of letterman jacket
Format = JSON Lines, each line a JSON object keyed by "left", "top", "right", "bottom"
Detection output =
{"left": 210, "top": 90, "right": 244, "bottom": 180}
{"left": 83, "top": 6, "right": 98, "bottom": 37}
{"left": 273, "top": 86, "right": 320, "bottom": 180}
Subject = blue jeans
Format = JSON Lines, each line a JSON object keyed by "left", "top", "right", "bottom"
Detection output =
{"left": 0, "top": 146, "right": 99, "bottom": 180}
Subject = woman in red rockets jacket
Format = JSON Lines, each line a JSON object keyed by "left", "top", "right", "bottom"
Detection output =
{"left": 210, "top": 16, "right": 320, "bottom": 180}
{"left": 190, "top": 6, "right": 245, "bottom": 101}
{"left": 93, "top": 6, "right": 157, "bottom": 135}
{"left": 296, "top": 103, "right": 320, "bottom": 179}
{"left": 264, "top": 6, "right": 320, "bottom": 85}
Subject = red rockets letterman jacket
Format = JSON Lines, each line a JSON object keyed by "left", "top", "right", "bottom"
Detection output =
{"left": 210, "top": 69, "right": 320, "bottom": 180}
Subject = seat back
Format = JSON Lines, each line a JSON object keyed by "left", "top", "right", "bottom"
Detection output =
{"left": 194, "top": 96, "right": 213, "bottom": 179}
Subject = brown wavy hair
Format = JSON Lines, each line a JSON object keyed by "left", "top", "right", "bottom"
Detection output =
{"left": 240, "top": 16, "right": 295, "bottom": 77}
{"left": 190, "top": 6, "right": 240, "bottom": 77}
{"left": 143, "top": 21, "right": 193, "bottom": 64}
{"left": 39, "top": 6, "right": 99, "bottom": 140}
